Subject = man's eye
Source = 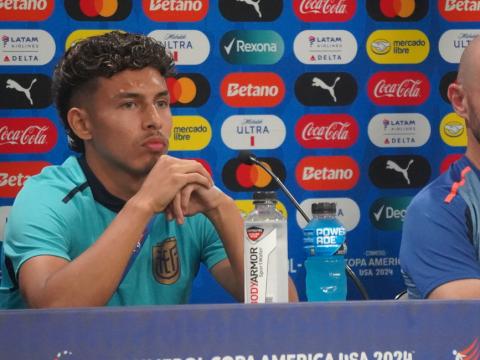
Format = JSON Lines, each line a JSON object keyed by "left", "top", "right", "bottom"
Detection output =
{"left": 121, "top": 102, "right": 136, "bottom": 109}
{"left": 156, "top": 100, "right": 169, "bottom": 108}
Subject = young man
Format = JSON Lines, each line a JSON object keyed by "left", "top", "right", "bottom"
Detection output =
{"left": 1, "top": 31, "right": 248, "bottom": 307}
{"left": 400, "top": 36, "right": 480, "bottom": 299}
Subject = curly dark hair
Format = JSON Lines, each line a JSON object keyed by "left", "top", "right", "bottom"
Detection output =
{"left": 51, "top": 31, "right": 176, "bottom": 153}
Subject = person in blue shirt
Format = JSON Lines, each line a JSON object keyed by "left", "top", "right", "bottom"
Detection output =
{"left": 400, "top": 36, "right": 480, "bottom": 299}
{"left": 1, "top": 31, "right": 291, "bottom": 308}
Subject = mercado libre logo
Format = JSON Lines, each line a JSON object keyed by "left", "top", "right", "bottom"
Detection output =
{"left": 452, "top": 338, "right": 480, "bottom": 360}
{"left": 169, "top": 116, "right": 211, "bottom": 151}
{"left": 367, "top": 0, "right": 428, "bottom": 21}
{"left": 64, "top": 0, "right": 132, "bottom": 20}
{"left": 143, "top": 0, "right": 208, "bottom": 21}
{"left": 166, "top": 73, "right": 210, "bottom": 107}
{"left": 0, "top": 0, "right": 54, "bottom": 21}
{"left": 222, "top": 157, "right": 286, "bottom": 192}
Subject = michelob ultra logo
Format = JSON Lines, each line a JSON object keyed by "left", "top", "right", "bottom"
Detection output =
{"left": 143, "top": 0, "right": 208, "bottom": 22}
{"left": 440, "top": 113, "right": 467, "bottom": 147}
{"left": 65, "top": 0, "right": 132, "bottom": 21}
{"left": 439, "top": 0, "right": 480, "bottom": 21}
{"left": 0, "top": 0, "right": 54, "bottom": 21}
{"left": 235, "top": 199, "right": 287, "bottom": 219}
{"left": 220, "top": 30, "right": 284, "bottom": 65}
{"left": 0, "top": 161, "right": 50, "bottom": 198}
{"left": 66, "top": 29, "right": 114, "bottom": 49}
{"left": 439, "top": 30, "right": 480, "bottom": 63}
{"left": 370, "top": 196, "right": 412, "bottom": 231}
{"left": 367, "top": 30, "right": 429, "bottom": 64}
{"left": 293, "top": 0, "right": 356, "bottom": 22}
{"left": 168, "top": 116, "right": 211, "bottom": 151}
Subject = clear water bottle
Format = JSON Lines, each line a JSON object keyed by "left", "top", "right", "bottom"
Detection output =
{"left": 303, "top": 202, "right": 347, "bottom": 301}
{"left": 244, "top": 191, "right": 289, "bottom": 303}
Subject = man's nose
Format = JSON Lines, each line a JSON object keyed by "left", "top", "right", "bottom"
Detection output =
{"left": 144, "top": 105, "right": 166, "bottom": 130}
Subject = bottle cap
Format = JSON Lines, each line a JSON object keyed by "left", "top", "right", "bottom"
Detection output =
{"left": 253, "top": 191, "right": 277, "bottom": 203}
{"left": 311, "top": 202, "right": 336, "bottom": 215}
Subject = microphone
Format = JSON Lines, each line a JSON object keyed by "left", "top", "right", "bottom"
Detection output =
{"left": 238, "top": 150, "right": 369, "bottom": 300}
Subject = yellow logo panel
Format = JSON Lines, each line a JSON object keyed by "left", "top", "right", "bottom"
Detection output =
{"left": 440, "top": 113, "right": 467, "bottom": 147}
{"left": 169, "top": 116, "right": 212, "bottom": 151}
{"left": 367, "top": 30, "right": 429, "bottom": 64}
{"left": 66, "top": 30, "right": 116, "bottom": 49}
{"left": 235, "top": 199, "right": 288, "bottom": 219}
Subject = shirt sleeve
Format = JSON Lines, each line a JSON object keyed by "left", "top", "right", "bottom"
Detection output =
{"left": 195, "top": 214, "right": 228, "bottom": 270}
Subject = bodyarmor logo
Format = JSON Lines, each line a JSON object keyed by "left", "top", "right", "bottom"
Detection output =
{"left": 153, "top": 238, "right": 180, "bottom": 284}
{"left": 246, "top": 226, "right": 264, "bottom": 241}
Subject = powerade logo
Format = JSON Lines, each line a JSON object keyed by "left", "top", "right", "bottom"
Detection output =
{"left": 65, "top": 0, "right": 132, "bottom": 21}
{"left": 219, "top": 0, "right": 282, "bottom": 21}
{"left": 369, "top": 155, "right": 431, "bottom": 189}
{"left": 0, "top": 73, "right": 52, "bottom": 109}
{"left": 295, "top": 72, "right": 357, "bottom": 106}
{"left": 166, "top": 73, "right": 210, "bottom": 107}
{"left": 0, "top": 0, "right": 54, "bottom": 21}
{"left": 220, "top": 30, "right": 284, "bottom": 65}
{"left": 367, "top": 0, "right": 428, "bottom": 21}
{"left": 370, "top": 196, "right": 412, "bottom": 231}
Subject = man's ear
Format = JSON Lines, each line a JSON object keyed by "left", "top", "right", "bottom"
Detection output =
{"left": 67, "top": 107, "right": 92, "bottom": 141}
{"left": 448, "top": 82, "right": 468, "bottom": 120}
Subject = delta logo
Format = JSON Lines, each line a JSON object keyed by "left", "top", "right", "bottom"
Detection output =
{"left": 0, "top": 161, "right": 50, "bottom": 198}
{"left": 65, "top": 0, "right": 132, "bottom": 21}
{"left": 452, "top": 338, "right": 480, "bottom": 360}
{"left": 440, "top": 113, "right": 467, "bottom": 147}
{"left": 293, "top": 0, "right": 356, "bottom": 22}
{"left": 0, "top": 29, "right": 55, "bottom": 66}
{"left": 169, "top": 115, "right": 211, "bottom": 151}
{"left": 166, "top": 73, "right": 210, "bottom": 107}
{"left": 368, "top": 71, "right": 430, "bottom": 106}
{"left": 222, "top": 157, "right": 286, "bottom": 192}
{"left": 367, "top": 29, "right": 429, "bottom": 64}
{"left": 367, "top": 0, "right": 428, "bottom": 21}
{"left": 143, "top": 0, "right": 208, "bottom": 22}
{"left": 0, "top": 118, "right": 57, "bottom": 154}
{"left": 0, "top": 0, "right": 54, "bottom": 21}
{"left": 296, "top": 156, "right": 359, "bottom": 191}
{"left": 220, "top": 72, "right": 285, "bottom": 108}
{"left": 440, "top": 0, "right": 480, "bottom": 21}
{"left": 295, "top": 114, "right": 358, "bottom": 149}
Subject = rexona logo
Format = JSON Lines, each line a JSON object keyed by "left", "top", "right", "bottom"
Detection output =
{"left": 440, "top": 113, "right": 467, "bottom": 147}
{"left": 440, "top": 71, "right": 457, "bottom": 104}
{"left": 368, "top": 113, "right": 431, "bottom": 148}
{"left": 296, "top": 156, "right": 359, "bottom": 191}
{"left": 0, "top": 118, "right": 57, "bottom": 154}
{"left": 297, "top": 197, "right": 360, "bottom": 230}
{"left": 166, "top": 73, "right": 209, "bottom": 107}
{"left": 168, "top": 116, "right": 211, "bottom": 151}
{"left": 440, "top": 153, "right": 462, "bottom": 173}
{"left": 295, "top": 72, "right": 357, "bottom": 106}
{"left": 0, "top": 161, "right": 49, "bottom": 198}
{"left": 221, "top": 115, "right": 286, "bottom": 150}
{"left": 369, "top": 155, "right": 431, "bottom": 189}
{"left": 65, "top": 0, "right": 131, "bottom": 20}
{"left": 439, "top": 29, "right": 480, "bottom": 63}
{"left": 218, "top": 0, "right": 282, "bottom": 21}
{"left": 220, "top": 30, "right": 284, "bottom": 65}
{"left": 66, "top": 30, "right": 113, "bottom": 49}
{"left": 0, "top": 29, "right": 55, "bottom": 66}
{"left": 293, "top": 30, "right": 357, "bottom": 65}
{"left": 143, "top": 0, "right": 207, "bottom": 22}
{"left": 293, "top": 0, "right": 356, "bottom": 22}
{"left": 367, "top": 0, "right": 428, "bottom": 21}
{"left": 367, "top": 71, "right": 430, "bottom": 106}
{"left": 439, "top": 0, "right": 480, "bottom": 21}
{"left": 367, "top": 29, "right": 429, "bottom": 64}
{"left": 222, "top": 157, "right": 286, "bottom": 192}
{"left": 0, "top": 0, "right": 54, "bottom": 21}
{"left": 0, "top": 73, "right": 51, "bottom": 109}
{"left": 148, "top": 30, "right": 210, "bottom": 65}
{"left": 221, "top": 72, "right": 285, "bottom": 108}
{"left": 370, "top": 196, "right": 412, "bottom": 231}
{"left": 235, "top": 199, "right": 287, "bottom": 219}
{"left": 295, "top": 114, "right": 358, "bottom": 149}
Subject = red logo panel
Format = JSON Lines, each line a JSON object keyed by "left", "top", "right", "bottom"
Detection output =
{"left": 293, "top": 0, "right": 356, "bottom": 21}
{"left": 440, "top": 154, "right": 463, "bottom": 173}
{"left": 0, "top": 0, "right": 54, "bottom": 21}
{"left": 439, "top": 0, "right": 480, "bottom": 21}
{"left": 0, "top": 161, "right": 50, "bottom": 198}
{"left": 143, "top": 0, "right": 208, "bottom": 21}
{"left": 0, "top": 118, "right": 58, "bottom": 154}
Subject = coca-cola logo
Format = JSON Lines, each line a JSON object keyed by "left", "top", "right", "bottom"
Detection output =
{"left": 295, "top": 114, "right": 358, "bottom": 148}
{"left": 293, "top": 0, "right": 356, "bottom": 21}
{"left": 368, "top": 72, "right": 430, "bottom": 106}
{"left": 0, "top": 118, "right": 57, "bottom": 154}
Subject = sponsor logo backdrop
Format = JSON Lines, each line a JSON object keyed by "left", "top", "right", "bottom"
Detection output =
{"left": 0, "top": 0, "right": 470, "bottom": 301}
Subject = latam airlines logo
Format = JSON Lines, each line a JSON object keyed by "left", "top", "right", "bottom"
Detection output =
{"left": 296, "top": 156, "right": 359, "bottom": 191}
{"left": 65, "top": 0, "right": 131, "bottom": 20}
{"left": 0, "top": 161, "right": 50, "bottom": 198}
{"left": 0, "top": 0, "right": 54, "bottom": 21}
{"left": 0, "top": 73, "right": 52, "bottom": 109}
{"left": 439, "top": 30, "right": 480, "bottom": 63}
{"left": 221, "top": 72, "right": 285, "bottom": 107}
{"left": 220, "top": 30, "right": 284, "bottom": 65}
{"left": 0, "top": 30, "right": 55, "bottom": 66}
{"left": 295, "top": 114, "right": 358, "bottom": 149}
{"left": 367, "top": 0, "right": 428, "bottom": 21}
{"left": 148, "top": 30, "right": 210, "bottom": 65}
{"left": 369, "top": 155, "right": 431, "bottom": 189}
{"left": 367, "top": 71, "right": 430, "bottom": 106}
{"left": 0, "top": 118, "right": 58, "bottom": 154}
{"left": 166, "top": 73, "right": 210, "bottom": 107}
{"left": 297, "top": 197, "right": 360, "bottom": 230}
{"left": 440, "top": 0, "right": 480, "bottom": 21}
{"left": 169, "top": 116, "right": 211, "bottom": 151}
{"left": 368, "top": 113, "right": 431, "bottom": 148}
{"left": 221, "top": 115, "right": 286, "bottom": 150}
{"left": 440, "top": 113, "right": 467, "bottom": 147}
{"left": 370, "top": 196, "right": 412, "bottom": 231}
{"left": 367, "top": 30, "right": 429, "bottom": 64}
{"left": 295, "top": 72, "right": 357, "bottom": 106}
{"left": 143, "top": 0, "right": 208, "bottom": 21}
{"left": 218, "top": 0, "right": 283, "bottom": 21}
{"left": 293, "top": 30, "right": 357, "bottom": 65}
{"left": 293, "top": 0, "right": 356, "bottom": 22}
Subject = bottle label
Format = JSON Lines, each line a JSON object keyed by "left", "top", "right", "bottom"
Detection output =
{"left": 303, "top": 221, "right": 346, "bottom": 257}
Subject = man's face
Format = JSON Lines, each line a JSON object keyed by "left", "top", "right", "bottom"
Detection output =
{"left": 83, "top": 67, "right": 172, "bottom": 178}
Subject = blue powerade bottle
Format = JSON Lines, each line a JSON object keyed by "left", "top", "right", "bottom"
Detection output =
{"left": 303, "top": 202, "right": 347, "bottom": 301}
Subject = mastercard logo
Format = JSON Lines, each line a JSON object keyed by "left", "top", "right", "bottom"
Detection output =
{"left": 222, "top": 157, "right": 286, "bottom": 192}
{"left": 367, "top": 0, "right": 428, "bottom": 21}
{"left": 65, "top": 0, "right": 132, "bottom": 21}
{"left": 166, "top": 74, "right": 210, "bottom": 107}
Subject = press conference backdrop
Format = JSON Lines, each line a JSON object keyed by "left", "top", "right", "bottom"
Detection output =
{"left": 0, "top": 0, "right": 475, "bottom": 301}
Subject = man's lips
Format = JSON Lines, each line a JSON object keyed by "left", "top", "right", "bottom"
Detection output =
{"left": 143, "top": 137, "right": 167, "bottom": 151}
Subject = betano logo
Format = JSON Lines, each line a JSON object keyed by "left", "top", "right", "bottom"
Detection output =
{"left": 65, "top": 0, "right": 131, "bottom": 21}
{"left": 0, "top": 161, "right": 50, "bottom": 198}
{"left": 370, "top": 196, "right": 412, "bottom": 231}
{"left": 235, "top": 199, "right": 287, "bottom": 219}
{"left": 440, "top": 113, "right": 466, "bottom": 147}
{"left": 293, "top": 0, "right": 356, "bottom": 22}
{"left": 168, "top": 116, "right": 211, "bottom": 151}
{"left": 166, "top": 73, "right": 210, "bottom": 107}
{"left": 220, "top": 30, "right": 284, "bottom": 65}
{"left": 367, "top": 0, "right": 428, "bottom": 21}
{"left": 143, "top": 0, "right": 208, "bottom": 22}
{"left": 0, "top": 0, "right": 54, "bottom": 21}
{"left": 296, "top": 156, "right": 359, "bottom": 191}
{"left": 367, "top": 29, "right": 429, "bottom": 64}
{"left": 0, "top": 118, "right": 57, "bottom": 154}
{"left": 440, "top": 0, "right": 480, "bottom": 21}
{"left": 221, "top": 72, "right": 285, "bottom": 107}
{"left": 66, "top": 29, "right": 114, "bottom": 49}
